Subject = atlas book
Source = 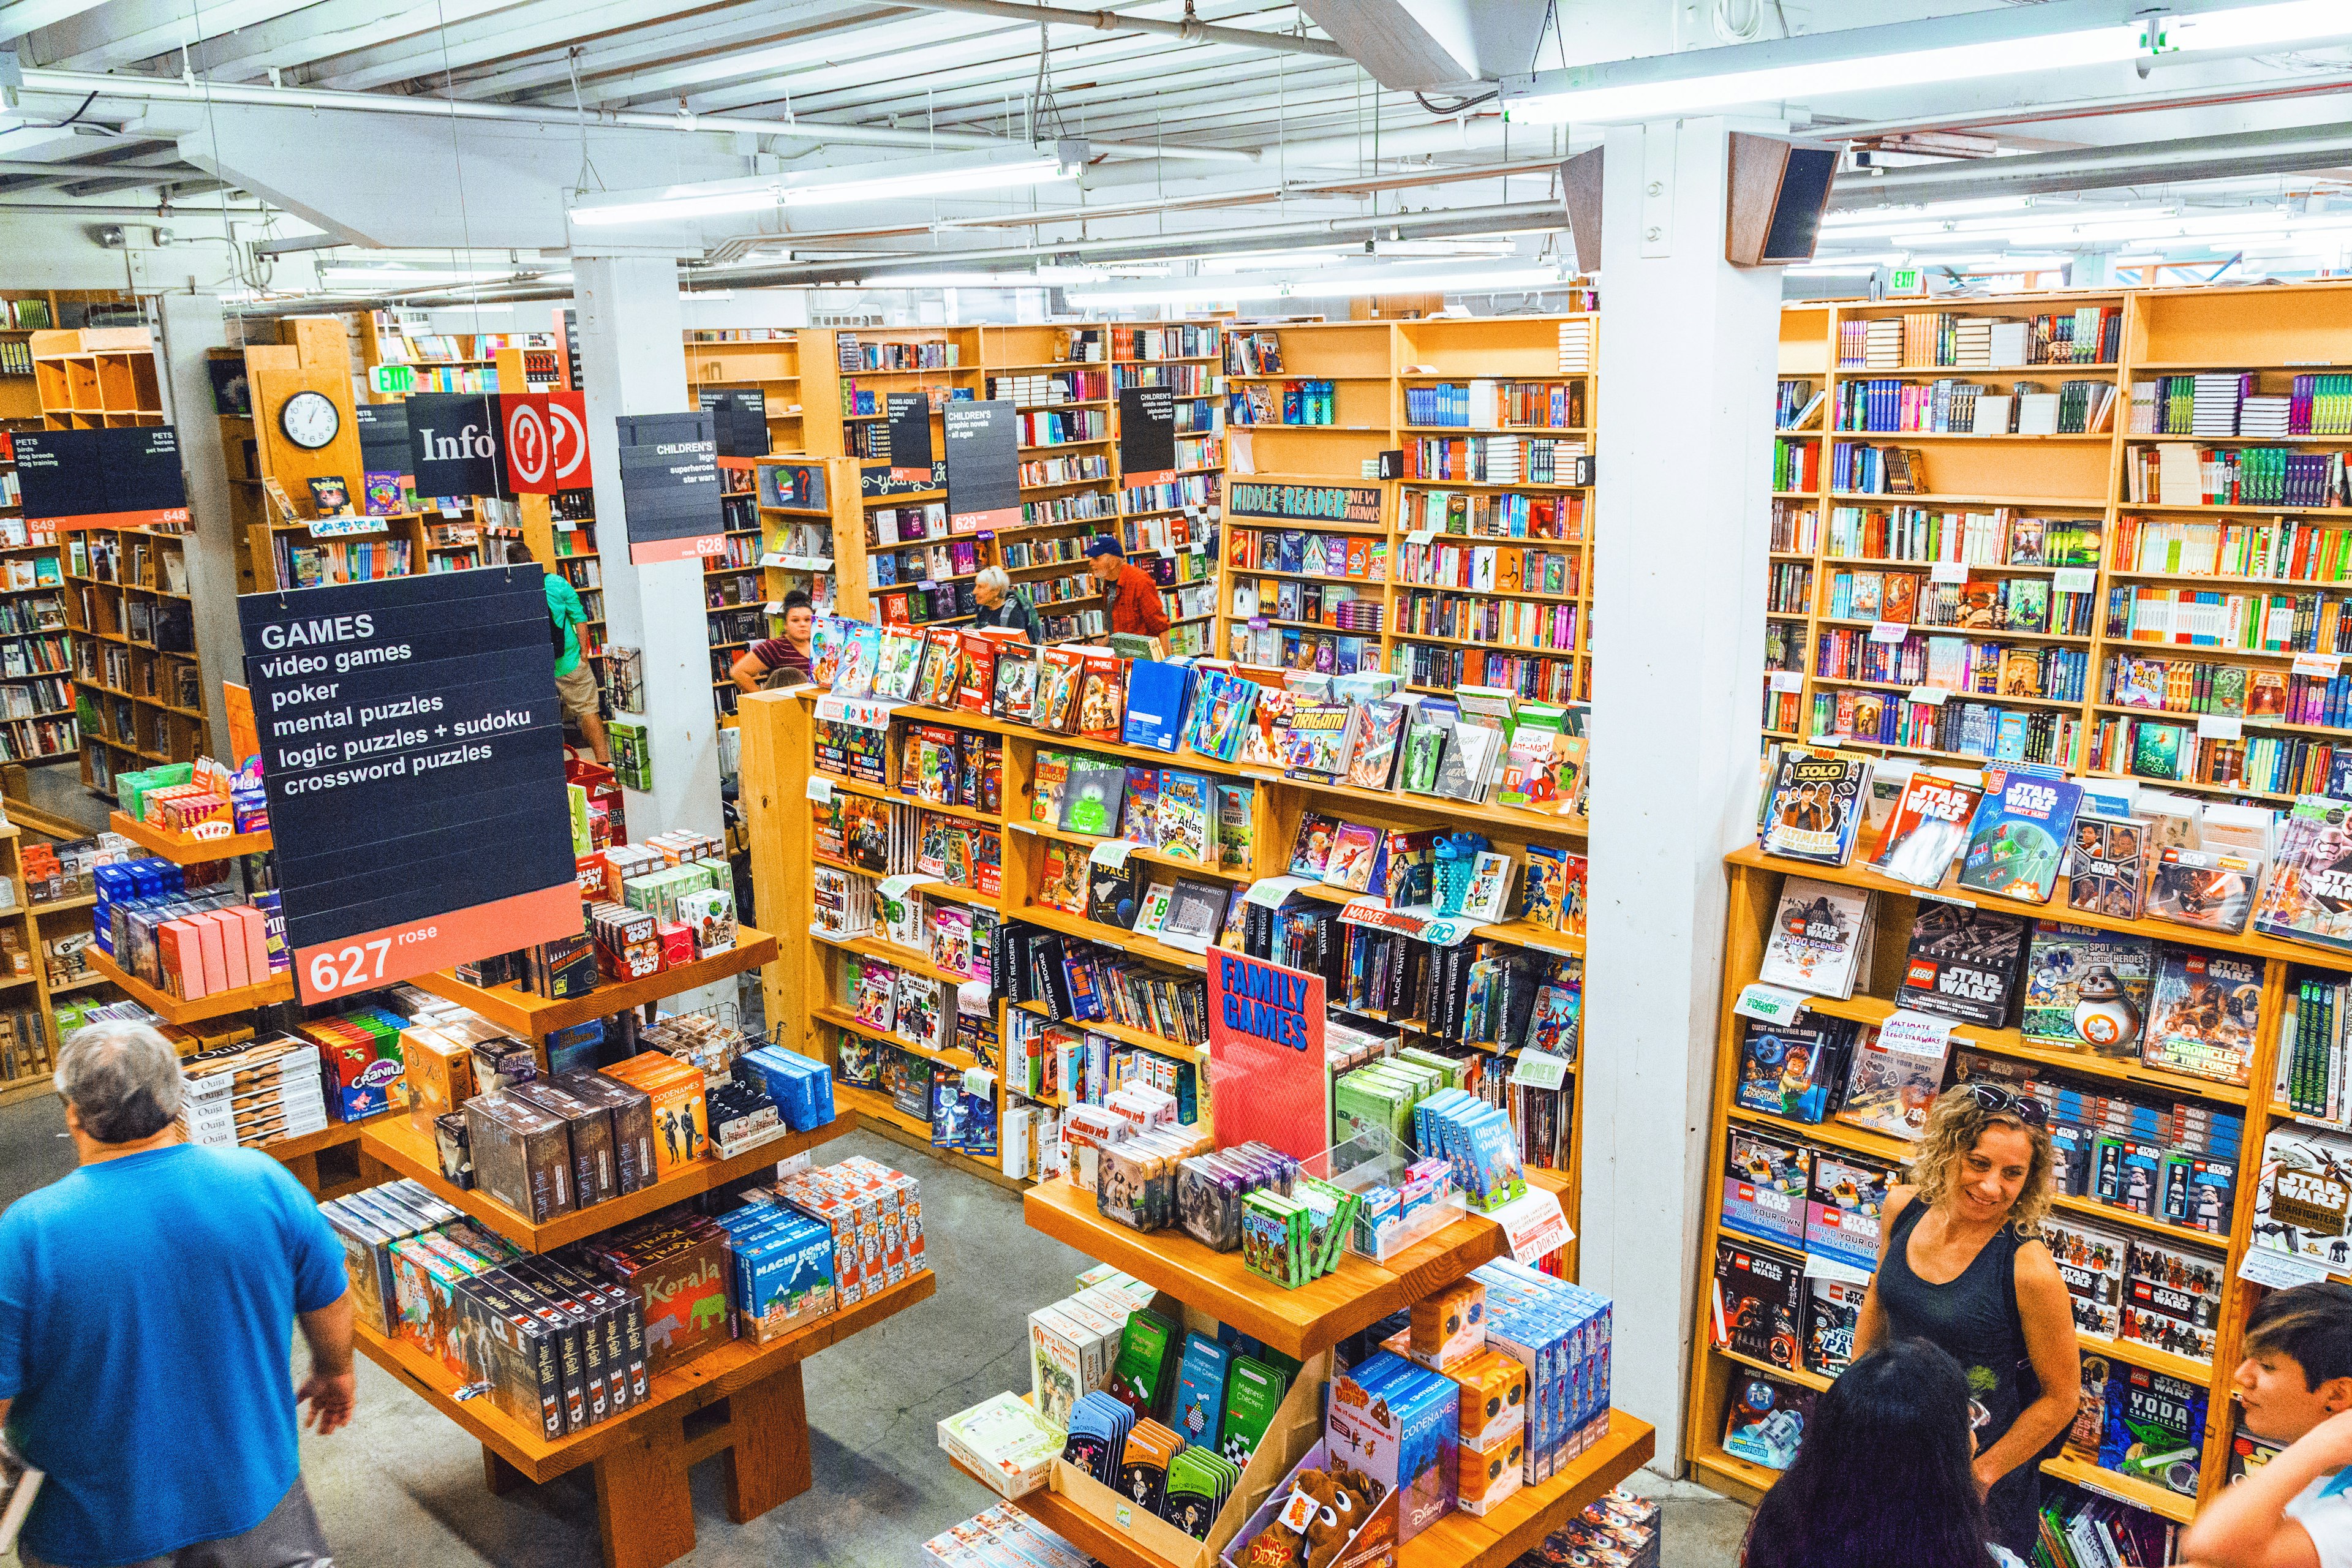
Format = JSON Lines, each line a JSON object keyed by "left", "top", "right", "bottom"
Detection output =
{"left": 1760, "top": 752, "right": 1872, "bottom": 866}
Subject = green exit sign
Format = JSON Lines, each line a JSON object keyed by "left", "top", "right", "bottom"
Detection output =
{"left": 1888, "top": 268, "right": 1925, "bottom": 295}
{"left": 370, "top": 363, "right": 415, "bottom": 394}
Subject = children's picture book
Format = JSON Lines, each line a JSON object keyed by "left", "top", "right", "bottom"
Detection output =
{"left": 1871, "top": 773, "right": 1982, "bottom": 889}
{"left": 1954, "top": 770, "right": 2083, "bottom": 903}
{"left": 2255, "top": 797, "right": 2352, "bottom": 951}
{"left": 1757, "top": 878, "right": 1873, "bottom": 1000}
{"left": 2145, "top": 846, "right": 2260, "bottom": 936}
{"left": 1038, "top": 845, "right": 1090, "bottom": 915}
{"left": 1031, "top": 752, "right": 1072, "bottom": 827}
{"left": 363, "top": 473, "right": 404, "bottom": 517}
{"left": 1458, "top": 852, "right": 1516, "bottom": 922}
{"left": 1184, "top": 670, "right": 1257, "bottom": 762}
{"left": 1733, "top": 1016, "right": 1855, "bottom": 1123}
{"left": 1060, "top": 761, "right": 1129, "bottom": 837}
{"left": 1214, "top": 785, "right": 1254, "bottom": 874}
{"left": 2067, "top": 815, "right": 2150, "bottom": 920}
{"left": 1160, "top": 879, "right": 1229, "bottom": 952}
{"left": 2019, "top": 922, "right": 2155, "bottom": 1056}
{"left": 873, "top": 627, "right": 927, "bottom": 700}
{"left": 1289, "top": 814, "right": 1338, "bottom": 877}
{"left": 992, "top": 646, "right": 1038, "bottom": 724}
{"left": 1281, "top": 699, "right": 1354, "bottom": 783}
{"left": 1523, "top": 845, "right": 1570, "bottom": 932}
{"left": 1120, "top": 767, "right": 1161, "bottom": 847}
{"left": 834, "top": 624, "right": 883, "bottom": 699}
{"left": 1154, "top": 772, "right": 1212, "bottom": 864}
{"left": 1133, "top": 880, "right": 1176, "bottom": 937}
{"left": 1760, "top": 752, "right": 1872, "bottom": 866}
{"left": 1343, "top": 699, "right": 1406, "bottom": 791}
{"left": 1321, "top": 823, "right": 1381, "bottom": 892}
{"left": 306, "top": 474, "right": 353, "bottom": 518}
{"left": 1528, "top": 986, "right": 1578, "bottom": 1061}
{"left": 2144, "top": 949, "right": 2263, "bottom": 1086}
{"left": 1034, "top": 647, "right": 1085, "bottom": 733}
{"left": 1895, "top": 903, "right": 2030, "bottom": 1028}
{"left": 2098, "top": 1365, "right": 2206, "bottom": 1499}
{"left": 1086, "top": 861, "right": 1142, "bottom": 930}
{"left": 1721, "top": 1129, "right": 1809, "bottom": 1248}
{"left": 1074, "top": 657, "right": 1125, "bottom": 742}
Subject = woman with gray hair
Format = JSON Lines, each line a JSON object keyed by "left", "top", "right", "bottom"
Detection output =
{"left": 971, "top": 565, "right": 1041, "bottom": 643}
{"left": 1, "top": 1021, "right": 354, "bottom": 1567}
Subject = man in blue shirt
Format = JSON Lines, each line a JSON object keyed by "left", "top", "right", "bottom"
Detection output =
{"left": 0, "top": 1022, "right": 353, "bottom": 1567}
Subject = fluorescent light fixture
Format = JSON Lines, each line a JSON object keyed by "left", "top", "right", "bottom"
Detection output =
{"left": 1066, "top": 263, "right": 1572, "bottom": 308}
{"left": 571, "top": 153, "right": 1077, "bottom": 227}
{"left": 1501, "top": 1, "right": 2352, "bottom": 124}
{"left": 1821, "top": 197, "right": 2035, "bottom": 229}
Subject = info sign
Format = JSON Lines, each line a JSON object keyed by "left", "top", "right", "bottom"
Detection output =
{"left": 1205, "top": 948, "right": 1329, "bottom": 1161}
{"left": 236, "top": 568, "right": 582, "bottom": 1003}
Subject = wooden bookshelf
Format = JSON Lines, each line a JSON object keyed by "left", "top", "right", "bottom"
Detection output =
{"left": 0, "top": 824, "right": 86, "bottom": 1106}
{"left": 1688, "top": 840, "right": 2302, "bottom": 1521}
{"left": 84, "top": 946, "right": 297, "bottom": 1023}
{"left": 407, "top": 925, "right": 778, "bottom": 1039}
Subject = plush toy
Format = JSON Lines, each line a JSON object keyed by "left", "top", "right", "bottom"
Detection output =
{"left": 1295, "top": 1471, "right": 1355, "bottom": 1568}
{"left": 1331, "top": 1458, "right": 1387, "bottom": 1509}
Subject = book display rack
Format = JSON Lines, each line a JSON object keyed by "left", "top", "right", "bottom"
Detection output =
{"left": 1220, "top": 314, "right": 1596, "bottom": 704}
{"left": 737, "top": 678, "right": 1588, "bottom": 1246}
{"left": 1689, "top": 832, "right": 2323, "bottom": 1532}
{"left": 0, "top": 822, "right": 102, "bottom": 1109}
{"left": 1763, "top": 281, "right": 2352, "bottom": 808}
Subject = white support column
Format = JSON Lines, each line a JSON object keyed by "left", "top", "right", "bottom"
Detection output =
{"left": 572, "top": 254, "right": 724, "bottom": 845}
{"left": 1583, "top": 116, "right": 1782, "bottom": 1476}
{"left": 153, "top": 292, "right": 241, "bottom": 763}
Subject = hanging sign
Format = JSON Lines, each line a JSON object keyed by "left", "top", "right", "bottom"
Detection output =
{"left": 14, "top": 428, "right": 189, "bottom": 530}
{"left": 502, "top": 391, "right": 592, "bottom": 494}
{"left": 235, "top": 567, "right": 581, "bottom": 1003}
{"left": 405, "top": 391, "right": 506, "bottom": 497}
{"left": 615, "top": 410, "right": 723, "bottom": 565}
{"left": 697, "top": 387, "right": 770, "bottom": 465}
{"left": 1117, "top": 385, "right": 1177, "bottom": 487}
{"left": 944, "top": 401, "right": 1020, "bottom": 531}
{"left": 886, "top": 392, "right": 936, "bottom": 484}
{"left": 1205, "top": 949, "right": 1328, "bottom": 1161}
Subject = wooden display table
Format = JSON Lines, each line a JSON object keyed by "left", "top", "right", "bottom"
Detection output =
{"left": 85, "top": 947, "right": 296, "bottom": 1022}
{"left": 357, "top": 1271, "right": 937, "bottom": 1568}
{"left": 352, "top": 1107, "right": 907, "bottom": 1568}
{"left": 409, "top": 925, "right": 778, "bottom": 1038}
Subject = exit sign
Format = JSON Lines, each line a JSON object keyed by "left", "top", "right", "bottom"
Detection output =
{"left": 1888, "top": 268, "right": 1925, "bottom": 295}
{"left": 369, "top": 364, "right": 415, "bottom": 394}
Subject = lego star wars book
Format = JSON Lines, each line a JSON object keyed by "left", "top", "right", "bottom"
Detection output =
{"left": 1711, "top": 1238, "right": 1801, "bottom": 1370}
{"left": 2146, "top": 846, "right": 2261, "bottom": 937}
{"left": 2144, "top": 949, "right": 2263, "bottom": 1087}
{"left": 1757, "top": 877, "right": 1874, "bottom": 1000}
{"left": 2098, "top": 1365, "right": 2206, "bottom": 1499}
{"left": 2019, "top": 921, "right": 2154, "bottom": 1057}
{"left": 1733, "top": 1016, "right": 1857, "bottom": 1125}
{"left": 1895, "top": 902, "right": 2030, "bottom": 1028}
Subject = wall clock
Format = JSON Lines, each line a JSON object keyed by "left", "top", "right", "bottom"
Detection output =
{"left": 279, "top": 390, "right": 341, "bottom": 450}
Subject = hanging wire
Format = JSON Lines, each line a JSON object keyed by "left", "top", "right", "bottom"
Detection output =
{"left": 568, "top": 47, "right": 606, "bottom": 196}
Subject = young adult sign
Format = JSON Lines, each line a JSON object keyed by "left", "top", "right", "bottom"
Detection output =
{"left": 943, "top": 400, "right": 1020, "bottom": 532}
{"left": 14, "top": 427, "right": 189, "bottom": 529}
{"left": 886, "top": 391, "right": 935, "bottom": 484}
{"left": 1205, "top": 948, "right": 1329, "bottom": 1161}
{"left": 236, "top": 568, "right": 581, "bottom": 1003}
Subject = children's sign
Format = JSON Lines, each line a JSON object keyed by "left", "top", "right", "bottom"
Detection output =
{"left": 1207, "top": 949, "right": 1328, "bottom": 1161}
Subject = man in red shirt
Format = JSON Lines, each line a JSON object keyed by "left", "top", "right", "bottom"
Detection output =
{"left": 1084, "top": 537, "right": 1170, "bottom": 639}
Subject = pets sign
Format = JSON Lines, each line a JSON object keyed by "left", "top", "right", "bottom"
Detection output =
{"left": 1207, "top": 949, "right": 1328, "bottom": 1161}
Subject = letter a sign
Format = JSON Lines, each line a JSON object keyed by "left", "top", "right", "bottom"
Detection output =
{"left": 502, "top": 392, "right": 592, "bottom": 494}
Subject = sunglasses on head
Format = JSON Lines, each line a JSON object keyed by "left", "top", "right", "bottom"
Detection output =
{"left": 1963, "top": 1082, "right": 2047, "bottom": 1128}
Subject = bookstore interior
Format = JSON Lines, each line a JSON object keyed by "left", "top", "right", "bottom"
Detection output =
{"left": 29, "top": 5, "right": 2352, "bottom": 1567}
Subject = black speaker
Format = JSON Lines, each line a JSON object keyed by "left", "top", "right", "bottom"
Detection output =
{"left": 1725, "top": 133, "right": 1842, "bottom": 266}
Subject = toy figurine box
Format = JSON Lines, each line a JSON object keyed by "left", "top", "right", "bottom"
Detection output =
{"left": 1324, "top": 1352, "right": 1460, "bottom": 1547}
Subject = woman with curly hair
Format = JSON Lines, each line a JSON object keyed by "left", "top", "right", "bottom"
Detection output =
{"left": 1853, "top": 1082, "right": 2079, "bottom": 1558}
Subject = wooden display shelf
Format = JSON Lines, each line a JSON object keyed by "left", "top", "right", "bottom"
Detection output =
{"left": 108, "top": 811, "right": 273, "bottom": 861}
{"left": 355, "top": 1269, "right": 937, "bottom": 1568}
{"left": 2040, "top": 1451, "right": 2196, "bottom": 1525}
{"left": 1009, "top": 998, "right": 1204, "bottom": 1064}
{"left": 831, "top": 1080, "right": 1025, "bottom": 1193}
{"left": 1023, "top": 1174, "right": 1507, "bottom": 1360}
{"left": 1014, "top": 900, "right": 1208, "bottom": 971}
{"left": 812, "top": 1006, "right": 981, "bottom": 1070}
{"left": 85, "top": 948, "right": 294, "bottom": 1021}
{"left": 358, "top": 1107, "right": 855, "bottom": 1253}
{"left": 1688, "top": 1439, "right": 1784, "bottom": 1507}
{"left": 966, "top": 1411, "right": 1649, "bottom": 1568}
{"left": 409, "top": 926, "right": 778, "bottom": 1037}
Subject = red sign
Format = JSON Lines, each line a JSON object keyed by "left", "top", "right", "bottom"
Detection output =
{"left": 500, "top": 391, "right": 592, "bottom": 494}
{"left": 1206, "top": 949, "right": 1329, "bottom": 1161}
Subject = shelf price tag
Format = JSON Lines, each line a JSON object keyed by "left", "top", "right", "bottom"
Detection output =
{"left": 1869, "top": 620, "right": 1909, "bottom": 644}
{"left": 1907, "top": 686, "right": 1953, "bottom": 706}
{"left": 876, "top": 873, "right": 924, "bottom": 902}
{"left": 1088, "top": 839, "right": 1140, "bottom": 870}
{"left": 1928, "top": 560, "right": 1969, "bottom": 585}
{"left": 805, "top": 775, "right": 834, "bottom": 804}
{"left": 1733, "top": 984, "right": 1811, "bottom": 1025}
{"left": 1767, "top": 671, "right": 1804, "bottom": 693}
{"left": 2240, "top": 1245, "right": 2339, "bottom": 1289}
{"left": 1803, "top": 1251, "right": 1874, "bottom": 1287}
{"left": 2196, "top": 714, "right": 2244, "bottom": 741}
{"left": 1491, "top": 1186, "right": 1573, "bottom": 1265}
{"left": 2052, "top": 567, "right": 2097, "bottom": 594}
{"left": 1406, "top": 527, "right": 1438, "bottom": 546}
{"left": 2296, "top": 652, "right": 2345, "bottom": 679}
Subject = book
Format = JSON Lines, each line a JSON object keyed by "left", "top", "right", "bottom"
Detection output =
{"left": 1343, "top": 699, "right": 1407, "bottom": 791}
{"left": 1060, "top": 761, "right": 1128, "bottom": 837}
{"left": 1734, "top": 1016, "right": 1856, "bottom": 1123}
{"left": 2255, "top": 797, "right": 2352, "bottom": 951}
{"left": 1074, "top": 655, "right": 1125, "bottom": 741}
{"left": 1955, "top": 771, "right": 2082, "bottom": 903}
{"left": 1432, "top": 719, "right": 1501, "bottom": 803}
{"left": 1871, "top": 773, "right": 1982, "bottom": 889}
{"left": 1087, "top": 861, "right": 1142, "bottom": 929}
{"left": 2144, "top": 949, "right": 2263, "bottom": 1085}
{"left": 1153, "top": 771, "right": 1212, "bottom": 864}
{"left": 1289, "top": 814, "right": 1338, "bottom": 877}
{"left": 2019, "top": 922, "right": 2154, "bottom": 1057}
{"left": 1321, "top": 823, "right": 1381, "bottom": 892}
{"left": 2067, "top": 815, "right": 2149, "bottom": 921}
{"left": 1895, "top": 903, "right": 2029, "bottom": 1028}
{"left": 2098, "top": 1364, "right": 2206, "bottom": 1499}
{"left": 2145, "top": 847, "right": 2260, "bottom": 935}
{"left": 1458, "top": 851, "right": 1515, "bottom": 922}
{"left": 1757, "top": 878, "right": 1873, "bottom": 1000}
{"left": 1281, "top": 699, "right": 1354, "bottom": 783}
{"left": 1760, "top": 752, "right": 1872, "bottom": 866}
{"left": 992, "top": 646, "right": 1038, "bottom": 723}
{"left": 1120, "top": 767, "right": 1161, "bottom": 846}
{"left": 1398, "top": 701, "right": 1455, "bottom": 796}
{"left": 1523, "top": 845, "right": 1570, "bottom": 931}
{"left": 1214, "top": 785, "right": 1254, "bottom": 874}
{"left": 1160, "top": 878, "right": 1229, "bottom": 953}
{"left": 1839, "top": 1014, "right": 1956, "bottom": 1140}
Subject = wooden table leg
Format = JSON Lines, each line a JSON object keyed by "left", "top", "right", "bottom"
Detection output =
{"left": 593, "top": 1430, "right": 696, "bottom": 1568}
{"left": 721, "top": 1361, "right": 814, "bottom": 1524}
{"left": 481, "top": 1446, "right": 529, "bottom": 1496}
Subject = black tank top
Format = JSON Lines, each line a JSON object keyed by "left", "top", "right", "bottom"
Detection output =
{"left": 1877, "top": 1196, "right": 2041, "bottom": 1555}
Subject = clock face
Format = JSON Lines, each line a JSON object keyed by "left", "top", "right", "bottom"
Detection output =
{"left": 279, "top": 390, "right": 341, "bottom": 450}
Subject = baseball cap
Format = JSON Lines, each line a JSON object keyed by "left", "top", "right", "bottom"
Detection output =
{"left": 1083, "top": 537, "right": 1126, "bottom": 559}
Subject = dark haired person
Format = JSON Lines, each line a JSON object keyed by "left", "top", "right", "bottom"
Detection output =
{"left": 731, "top": 589, "right": 817, "bottom": 692}
{"left": 1853, "top": 1082, "right": 2079, "bottom": 1558}
{"left": 0, "top": 1023, "right": 353, "bottom": 1567}
{"left": 2182, "top": 1282, "right": 2352, "bottom": 1567}
{"left": 1743, "top": 1340, "right": 2027, "bottom": 1568}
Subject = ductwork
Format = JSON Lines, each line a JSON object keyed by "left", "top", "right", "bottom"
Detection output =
{"left": 0, "top": 158, "right": 203, "bottom": 186}
{"left": 1833, "top": 119, "right": 2352, "bottom": 210}
{"left": 13, "top": 68, "right": 1262, "bottom": 165}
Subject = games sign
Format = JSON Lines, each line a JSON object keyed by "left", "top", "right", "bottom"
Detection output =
{"left": 236, "top": 568, "right": 583, "bottom": 1003}
{"left": 1206, "top": 949, "right": 1327, "bottom": 1161}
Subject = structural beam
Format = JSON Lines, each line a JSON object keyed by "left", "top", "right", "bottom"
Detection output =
{"left": 881, "top": 0, "right": 1342, "bottom": 57}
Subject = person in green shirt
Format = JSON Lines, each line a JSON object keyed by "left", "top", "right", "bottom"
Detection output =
{"left": 540, "top": 560, "right": 609, "bottom": 765}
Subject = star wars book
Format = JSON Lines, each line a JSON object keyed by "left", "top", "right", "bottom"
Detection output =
{"left": 1760, "top": 752, "right": 1872, "bottom": 867}
{"left": 1871, "top": 772, "right": 1982, "bottom": 889}
{"left": 2146, "top": 846, "right": 2260, "bottom": 936}
{"left": 2066, "top": 814, "right": 2150, "bottom": 921}
{"left": 2019, "top": 921, "right": 2155, "bottom": 1057}
{"left": 1733, "top": 1016, "right": 1858, "bottom": 1124}
{"left": 1757, "top": 877, "right": 1874, "bottom": 1000}
{"left": 1711, "top": 1238, "right": 1801, "bottom": 1370}
{"left": 1838, "top": 1015, "right": 1956, "bottom": 1141}
{"left": 2256, "top": 796, "right": 2352, "bottom": 951}
{"left": 1801, "top": 1278, "right": 1863, "bottom": 1379}
{"left": 1895, "top": 902, "right": 2030, "bottom": 1028}
{"left": 2144, "top": 949, "right": 2262, "bottom": 1086}
{"left": 2098, "top": 1364, "right": 2206, "bottom": 1499}
{"left": 1721, "top": 1129, "right": 1809, "bottom": 1248}
{"left": 2043, "top": 1213, "right": 2130, "bottom": 1341}
{"left": 1956, "top": 771, "right": 2083, "bottom": 903}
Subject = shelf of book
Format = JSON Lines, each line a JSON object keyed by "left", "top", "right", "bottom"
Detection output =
{"left": 1691, "top": 835, "right": 2294, "bottom": 1531}
{"left": 407, "top": 926, "right": 778, "bottom": 1039}
{"left": 84, "top": 947, "right": 295, "bottom": 1022}
{"left": 358, "top": 1105, "right": 854, "bottom": 1253}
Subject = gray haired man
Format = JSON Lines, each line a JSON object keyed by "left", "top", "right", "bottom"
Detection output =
{"left": 0, "top": 1022, "right": 353, "bottom": 1567}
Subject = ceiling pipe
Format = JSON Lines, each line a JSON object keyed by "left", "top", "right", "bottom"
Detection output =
{"left": 14, "top": 68, "right": 1262, "bottom": 165}
{"left": 1831, "top": 119, "right": 2352, "bottom": 209}
{"left": 880, "top": 0, "right": 1345, "bottom": 58}
{"left": 1812, "top": 69, "right": 2352, "bottom": 142}
{"left": 229, "top": 199, "right": 1569, "bottom": 314}
{"left": 0, "top": 159, "right": 202, "bottom": 183}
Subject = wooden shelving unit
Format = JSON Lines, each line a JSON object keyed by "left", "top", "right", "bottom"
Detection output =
{"left": 409, "top": 925, "right": 778, "bottom": 1039}
{"left": 1687, "top": 840, "right": 2305, "bottom": 1522}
